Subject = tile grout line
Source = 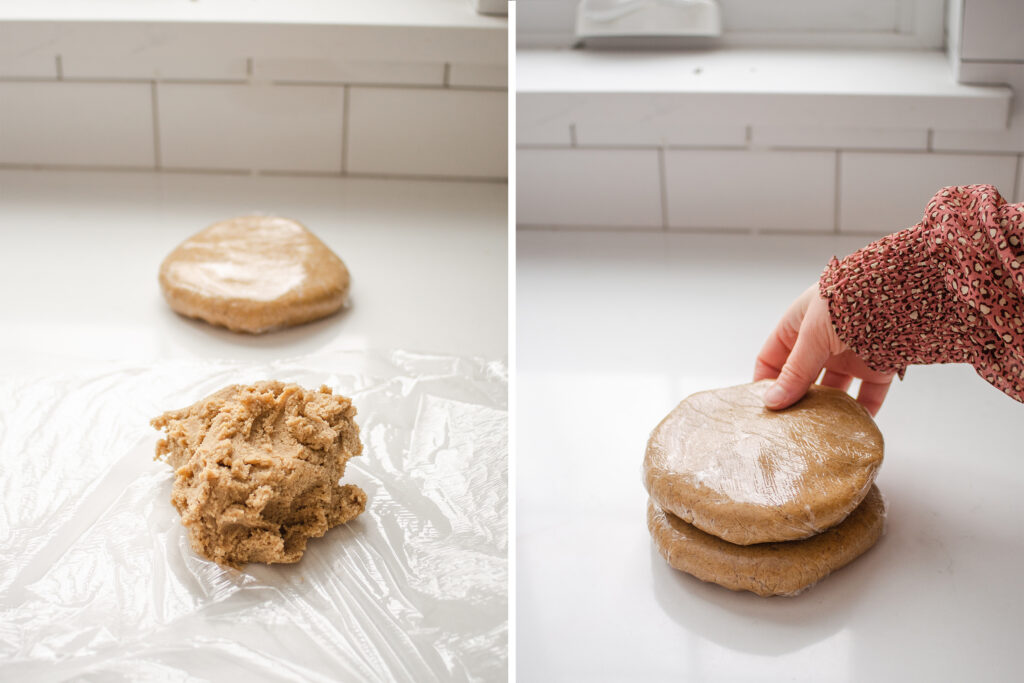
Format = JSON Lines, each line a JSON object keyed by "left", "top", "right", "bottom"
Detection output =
{"left": 443, "top": 63, "right": 451, "bottom": 87}
{"left": 657, "top": 147, "right": 669, "bottom": 230}
{"left": 833, "top": 150, "right": 841, "bottom": 234}
{"left": 927, "top": 128, "right": 934, "bottom": 152}
{"left": 55, "top": 55, "right": 63, "bottom": 80}
{"left": 151, "top": 82, "right": 162, "bottom": 169}
{"left": 246, "top": 57, "right": 253, "bottom": 82}
{"left": 1014, "top": 154, "right": 1023, "bottom": 203}
{"left": 569, "top": 124, "right": 577, "bottom": 148}
{"left": 516, "top": 143, "right": 1014, "bottom": 156}
{"left": 341, "top": 84, "right": 351, "bottom": 175}
{"left": 0, "top": 163, "right": 506, "bottom": 184}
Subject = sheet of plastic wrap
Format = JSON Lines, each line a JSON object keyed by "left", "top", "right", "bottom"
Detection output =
{"left": 0, "top": 350, "right": 507, "bottom": 682}
{"left": 643, "top": 380, "right": 884, "bottom": 546}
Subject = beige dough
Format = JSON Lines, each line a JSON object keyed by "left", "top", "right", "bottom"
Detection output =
{"left": 159, "top": 216, "right": 350, "bottom": 334}
{"left": 151, "top": 381, "right": 367, "bottom": 568}
{"left": 644, "top": 381, "right": 883, "bottom": 545}
{"left": 648, "top": 485, "right": 885, "bottom": 597}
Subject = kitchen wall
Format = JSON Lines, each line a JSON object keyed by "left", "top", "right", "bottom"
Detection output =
{"left": 518, "top": 2, "right": 1024, "bottom": 235}
{"left": 0, "top": 33, "right": 507, "bottom": 181}
{"left": 518, "top": 125, "right": 1023, "bottom": 235}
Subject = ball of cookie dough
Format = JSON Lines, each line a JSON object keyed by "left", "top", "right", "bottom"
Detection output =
{"left": 159, "top": 216, "right": 350, "bottom": 334}
{"left": 648, "top": 485, "right": 886, "bottom": 597}
{"left": 151, "top": 381, "right": 367, "bottom": 568}
{"left": 644, "top": 380, "right": 883, "bottom": 545}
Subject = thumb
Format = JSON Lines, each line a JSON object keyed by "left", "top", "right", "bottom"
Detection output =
{"left": 764, "top": 314, "right": 831, "bottom": 411}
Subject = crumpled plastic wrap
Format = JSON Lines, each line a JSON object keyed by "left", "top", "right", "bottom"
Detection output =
{"left": 643, "top": 380, "right": 884, "bottom": 546}
{"left": 0, "top": 350, "right": 507, "bottom": 682}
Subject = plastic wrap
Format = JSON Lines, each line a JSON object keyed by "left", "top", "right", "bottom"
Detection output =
{"left": 647, "top": 485, "right": 887, "bottom": 597}
{"left": 0, "top": 350, "right": 507, "bottom": 682}
{"left": 159, "top": 216, "right": 350, "bottom": 334}
{"left": 643, "top": 380, "right": 883, "bottom": 546}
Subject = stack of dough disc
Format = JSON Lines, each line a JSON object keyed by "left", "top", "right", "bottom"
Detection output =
{"left": 643, "top": 380, "right": 886, "bottom": 597}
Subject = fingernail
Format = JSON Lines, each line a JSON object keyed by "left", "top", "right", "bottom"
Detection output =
{"left": 764, "top": 383, "right": 786, "bottom": 407}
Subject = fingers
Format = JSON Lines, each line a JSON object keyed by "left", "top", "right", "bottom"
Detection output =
{"left": 856, "top": 378, "right": 893, "bottom": 417}
{"left": 753, "top": 330, "right": 791, "bottom": 382}
{"left": 764, "top": 314, "right": 832, "bottom": 411}
{"left": 754, "top": 288, "right": 812, "bottom": 382}
{"left": 820, "top": 370, "right": 853, "bottom": 392}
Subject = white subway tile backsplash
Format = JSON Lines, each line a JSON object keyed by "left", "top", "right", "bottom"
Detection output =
{"left": 0, "top": 82, "right": 153, "bottom": 167}
{"left": 517, "top": 149, "right": 662, "bottom": 228}
{"left": 664, "top": 150, "right": 835, "bottom": 231}
{"left": 347, "top": 88, "right": 506, "bottom": 178}
{"left": 839, "top": 152, "right": 1019, "bottom": 233}
{"left": 1017, "top": 156, "right": 1024, "bottom": 203}
{"left": 516, "top": 120, "right": 572, "bottom": 146}
{"left": 252, "top": 58, "right": 444, "bottom": 86}
{"left": 0, "top": 54, "right": 57, "bottom": 79}
{"left": 62, "top": 56, "right": 248, "bottom": 81}
{"left": 752, "top": 125, "right": 929, "bottom": 151}
{"left": 575, "top": 123, "right": 746, "bottom": 148}
{"left": 448, "top": 63, "right": 506, "bottom": 88}
{"left": 157, "top": 83, "right": 344, "bottom": 172}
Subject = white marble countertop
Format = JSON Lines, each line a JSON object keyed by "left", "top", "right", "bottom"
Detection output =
{"left": 0, "top": 169, "right": 507, "bottom": 373}
{"left": 517, "top": 229, "right": 1024, "bottom": 682}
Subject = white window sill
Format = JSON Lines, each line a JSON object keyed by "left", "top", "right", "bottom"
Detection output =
{"left": 518, "top": 48, "right": 1011, "bottom": 133}
{"left": 0, "top": 1, "right": 507, "bottom": 66}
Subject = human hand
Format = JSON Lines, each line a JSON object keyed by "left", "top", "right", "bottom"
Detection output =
{"left": 754, "top": 284, "right": 895, "bottom": 416}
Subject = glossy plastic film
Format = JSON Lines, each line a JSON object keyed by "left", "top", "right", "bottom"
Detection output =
{"left": 0, "top": 350, "right": 507, "bottom": 681}
{"left": 643, "top": 380, "right": 884, "bottom": 546}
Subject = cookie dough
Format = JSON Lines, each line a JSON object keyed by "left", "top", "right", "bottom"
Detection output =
{"left": 159, "top": 216, "right": 350, "bottom": 334}
{"left": 648, "top": 485, "right": 885, "bottom": 597}
{"left": 151, "top": 381, "right": 367, "bottom": 568}
{"left": 644, "top": 381, "right": 883, "bottom": 545}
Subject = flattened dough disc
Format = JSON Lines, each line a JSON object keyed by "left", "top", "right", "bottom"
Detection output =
{"left": 159, "top": 216, "right": 350, "bottom": 333}
{"left": 644, "top": 381, "right": 883, "bottom": 545}
{"left": 648, "top": 485, "right": 885, "bottom": 597}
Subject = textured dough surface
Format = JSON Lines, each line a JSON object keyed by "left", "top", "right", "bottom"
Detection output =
{"left": 151, "top": 381, "right": 367, "bottom": 568}
{"left": 644, "top": 381, "right": 883, "bottom": 545}
{"left": 648, "top": 485, "right": 885, "bottom": 597}
{"left": 159, "top": 216, "right": 350, "bottom": 334}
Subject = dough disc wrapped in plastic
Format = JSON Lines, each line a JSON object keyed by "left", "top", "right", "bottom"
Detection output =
{"left": 644, "top": 380, "right": 883, "bottom": 545}
{"left": 159, "top": 216, "right": 350, "bottom": 333}
{"left": 647, "top": 485, "right": 886, "bottom": 597}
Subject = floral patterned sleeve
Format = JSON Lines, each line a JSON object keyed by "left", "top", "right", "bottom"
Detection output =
{"left": 819, "top": 184, "right": 1024, "bottom": 402}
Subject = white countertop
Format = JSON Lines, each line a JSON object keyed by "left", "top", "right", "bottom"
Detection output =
{"left": 517, "top": 229, "right": 1024, "bottom": 682}
{"left": 0, "top": 169, "right": 507, "bottom": 372}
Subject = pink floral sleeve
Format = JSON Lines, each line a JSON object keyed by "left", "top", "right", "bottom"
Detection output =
{"left": 820, "top": 185, "right": 1024, "bottom": 402}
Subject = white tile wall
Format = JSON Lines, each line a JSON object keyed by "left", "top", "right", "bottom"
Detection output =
{"left": 62, "top": 56, "right": 248, "bottom": 81}
{"left": 575, "top": 123, "right": 747, "bottom": 148}
{"left": 0, "top": 55, "right": 57, "bottom": 79}
{"left": 665, "top": 150, "right": 835, "bottom": 231}
{"left": 517, "top": 149, "right": 662, "bottom": 228}
{"left": 0, "top": 82, "right": 154, "bottom": 167}
{"left": 347, "top": 87, "right": 506, "bottom": 178}
{"left": 157, "top": 83, "right": 345, "bottom": 172}
{"left": 1018, "top": 156, "right": 1024, "bottom": 204}
{"left": 752, "top": 125, "right": 929, "bottom": 151}
{"left": 839, "top": 152, "right": 1019, "bottom": 233}
{"left": 517, "top": 118, "right": 573, "bottom": 147}
{"left": 0, "top": 50, "right": 506, "bottom": 180}
{"left": 448, "top": 64, "right": 507, "bottom": 88}
{"left": 252, "top": 59, "right": 445, "bottom": 86}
